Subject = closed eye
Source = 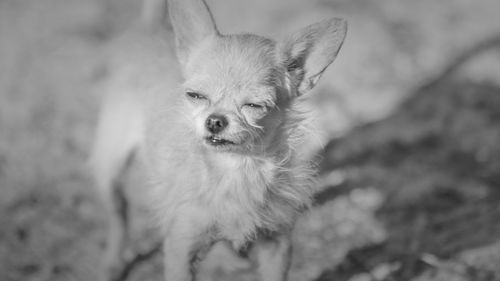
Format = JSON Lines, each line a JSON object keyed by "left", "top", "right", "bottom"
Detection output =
{"left": 244, "top": 103, "right": 265, "bottom": 109}
{"left": 186, "top": 91, "right": 207, "bottom": 100}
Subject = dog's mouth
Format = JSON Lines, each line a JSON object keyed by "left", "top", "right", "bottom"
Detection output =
{"left": 205, "top": 135, "right": 236, "bottom": 146}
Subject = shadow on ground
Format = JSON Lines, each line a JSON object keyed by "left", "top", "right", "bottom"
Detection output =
{"left": 315, "top": 79, "right": 500, "bottom": 281}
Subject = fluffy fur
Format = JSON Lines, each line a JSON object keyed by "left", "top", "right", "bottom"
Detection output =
{"left": 146, "top": 35, "right": 316, "bottom": 246}
{"left": 89, "top": 0, "right": 346, "bottom": 280}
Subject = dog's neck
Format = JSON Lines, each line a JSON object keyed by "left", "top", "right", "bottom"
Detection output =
{"left": 200, "top": 145, "right": 288, "bottom": 177}
{"left": 194, "top": 121, "right": 314, "bottom": 243}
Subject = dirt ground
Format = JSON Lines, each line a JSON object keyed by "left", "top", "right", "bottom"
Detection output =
{"left": 1, "top": 0, "right": 500, "bottom": 281}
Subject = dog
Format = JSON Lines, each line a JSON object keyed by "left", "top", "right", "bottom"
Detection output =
{"left": 89, "top": 0, "right": 347, "bottom": 280}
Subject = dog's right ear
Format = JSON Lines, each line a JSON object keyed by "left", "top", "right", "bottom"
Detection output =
{"left": 279, "top": 18, "right": 347, "bottom": 96}
{"left": 167, "top": 0, "right": 219, "bottom": 67}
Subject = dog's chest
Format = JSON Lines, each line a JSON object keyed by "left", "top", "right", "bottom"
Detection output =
{"left": 199, "top": 158, "right": 282, "bottom": 243}
{"left": 150, "top": 151, "right": 308, "bottom": 246}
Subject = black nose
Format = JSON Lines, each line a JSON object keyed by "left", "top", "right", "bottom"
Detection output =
{"left": 205, "top": 114, "right": 228, "bottom": 133}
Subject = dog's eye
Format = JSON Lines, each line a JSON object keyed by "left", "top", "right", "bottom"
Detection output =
{"left": 244, "top": 103, "right": 264, "bottom": 109}
{"left": 186, "top": 92, "right": 207, "bottom": 100}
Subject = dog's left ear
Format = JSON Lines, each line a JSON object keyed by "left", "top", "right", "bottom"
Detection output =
{"left": 168, "top": 0, "right": 219, "bottom": 68}
{"left": 279, "top": 18, "right": 347, "bottom": 96}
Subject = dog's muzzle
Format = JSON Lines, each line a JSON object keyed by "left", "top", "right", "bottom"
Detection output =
{"left": 205, "top": 114, "right": 228, "bottom": 134}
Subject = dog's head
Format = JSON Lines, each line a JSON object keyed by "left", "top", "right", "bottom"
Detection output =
{"left": 168, "top": 0, "right": 347, "bottom": 154}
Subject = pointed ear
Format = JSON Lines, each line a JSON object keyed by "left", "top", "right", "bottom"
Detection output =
{"left": 280, "top": 18, "right": 347, "bottom": 95}
{"left": 167, "top": 0, "right": 219, "bottom": 66}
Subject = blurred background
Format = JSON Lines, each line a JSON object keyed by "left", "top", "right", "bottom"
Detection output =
{"left": 1, "top": 0, "right": 500, "bottom": 280}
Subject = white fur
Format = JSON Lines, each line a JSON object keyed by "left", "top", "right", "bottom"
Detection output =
{"left": 90, "top": 0, "right": 346, "bottom": 280}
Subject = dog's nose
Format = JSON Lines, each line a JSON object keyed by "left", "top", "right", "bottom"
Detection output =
{"left": 205, "top": 114, "right": 228, "bottom": 133}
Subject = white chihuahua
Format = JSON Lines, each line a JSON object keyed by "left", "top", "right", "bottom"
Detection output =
{"left": 90, "top": 0, "right": 346, "bottom": 280}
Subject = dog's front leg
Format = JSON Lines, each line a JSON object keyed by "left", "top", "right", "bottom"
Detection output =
{"left": 162, "top": 212, "right": 212, "bottom": 281}
{"left": 254, "top": 234, "right": 292, "bottom": 281}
